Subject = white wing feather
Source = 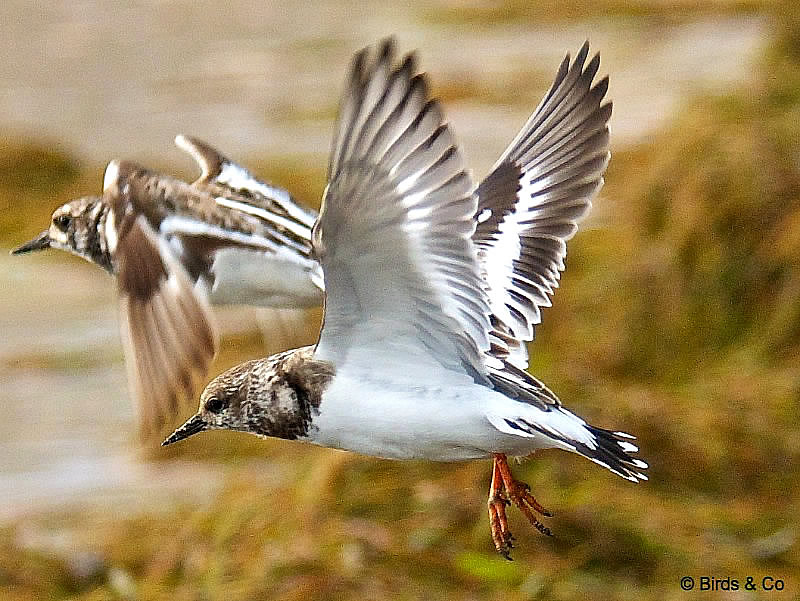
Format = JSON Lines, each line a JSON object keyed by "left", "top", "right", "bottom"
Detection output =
{"left": 314, "top": 39, "right": 494, "bottom": 380}
{"left": 475, "top": 42, "right": 612, "bottom": 369}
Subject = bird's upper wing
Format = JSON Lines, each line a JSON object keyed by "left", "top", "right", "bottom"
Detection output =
{"left": 313, "top": 39, "right": 494, "bottom": 380}
{"left": 475, "top": 42, "right": 611, "bottom": 369}
{"left": 103, "top": 161, "right": 218, "bottom": 435}
{"left": 104, "top": 156, "right": 329, "bottom": 435}
{"left": 174, "top": 135, "right": 321, "bottom": 291}
{"left": 175, "top": 134, "right": 317, "bottom": 234}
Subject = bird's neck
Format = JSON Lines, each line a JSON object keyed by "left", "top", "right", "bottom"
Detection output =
{"left": 85, "top": 201, "right": 114, "bottom": 274}
{"left": 245, "top": 346, "right": 335, "bottom": 440}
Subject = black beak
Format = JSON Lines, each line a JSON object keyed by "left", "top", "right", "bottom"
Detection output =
{"left": 11, "top": 231, "right": 51, "bottom": 255}
{"left": 162, "top": 414, "right": 207, "bottom": 446}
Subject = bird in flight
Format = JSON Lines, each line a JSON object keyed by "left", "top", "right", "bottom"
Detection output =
{"left": 16, "top": 36, "right": 614, "bottom": 446}
{"left": 12, "top": 135, "right": 323, "bottom": 436}
{"left": 162, "top": 38, "right": 647, "bottom": 558}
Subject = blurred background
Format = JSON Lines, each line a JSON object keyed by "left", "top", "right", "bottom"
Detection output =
{"left": 1, "top": 1, "right": 798, "bottom": 599}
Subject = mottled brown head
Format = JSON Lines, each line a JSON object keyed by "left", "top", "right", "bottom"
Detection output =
{"left": 162, "top": 347, "right": 334, "bottom": 446}
{"left": 12, "top": 196, "right": 113, "bottom": 273}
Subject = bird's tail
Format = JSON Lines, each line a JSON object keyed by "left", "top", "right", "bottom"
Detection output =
{"left": 488, "top": 404, "right": 648, "bottom": 482}
{"left": 577, "top": 425, "right": 648, "bottom": 482}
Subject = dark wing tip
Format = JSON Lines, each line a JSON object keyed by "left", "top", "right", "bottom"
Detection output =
{"left": 574, "top": 40, "right": 590, "bottom": 68}
{"left": 399, "top": 48, "right": 416, "bottom": 76}
{"left": 378, "top": 36, "right": 396, "bottom": 64}
{"left": 349, "top": 45, "right": 370, "bottom": 88}
{"left": 593, "top": 75, "right": 610, "bottom": 100}
{"left": 584, "top": 52, "right": 601, "bottom": 80}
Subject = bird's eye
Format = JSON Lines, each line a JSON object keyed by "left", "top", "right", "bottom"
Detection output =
{"left": 205, "top": 396, "right": 226, "bottom": 414}
{"left": 53, "top": 215, "right": 71, "bottom": 231}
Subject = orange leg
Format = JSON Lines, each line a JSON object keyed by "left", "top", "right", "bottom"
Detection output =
{"left": 488, "top": 456, "right": 513, "bottom": 558}
{"left": 488, "top": 454, "right": 552, "bottom": 559}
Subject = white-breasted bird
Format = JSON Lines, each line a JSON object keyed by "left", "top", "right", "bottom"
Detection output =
{"left": 16, "top": 37, "right": 614, "bottom": 444}
{"left": 162, "top": 38, "right": 647, "bottom": 558}
{"left": 12, "top": 137, "right": 323, "bottom": 434}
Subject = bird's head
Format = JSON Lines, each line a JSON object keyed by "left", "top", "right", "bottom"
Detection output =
{"left": 162, "top": 360, "right": 258, "bottom": 446}
{"left": 162, "top": 348, "right": 333, "bottom": 447}
{"left": 12, "top": 196, "right": 112, "bottom": 272}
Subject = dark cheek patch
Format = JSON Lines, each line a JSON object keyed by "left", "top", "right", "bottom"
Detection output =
{"left": 246, "top": 380, "right": 313, "bottom": 441}
{"left": 253, "top": 399, "right": 310, "bottom": 440}
{"left": 117, "top": 222, "right": 168, "bottom": 300}
{"left": 253, "top": 357, "right": 331, "bottom": 440}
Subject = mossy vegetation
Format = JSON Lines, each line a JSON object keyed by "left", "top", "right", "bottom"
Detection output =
{"left": 2, "top": 2, "right": 800, "bottom": 600}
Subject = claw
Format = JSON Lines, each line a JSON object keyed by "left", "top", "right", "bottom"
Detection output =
{"left": 488, "top": 458, "right": 515, "bottom": 558}
{"left": 488, "top": 493, "right": 510, "bottom": 507}
{"left": 487, "top": 453, "right": 553, "bottom": 556}
{"left": 521, "top": 489, "right": 552, "bottom": 517}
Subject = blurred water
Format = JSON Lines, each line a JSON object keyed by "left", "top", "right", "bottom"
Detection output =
{"left": 0, "top": 3, "right": 765, "bottom": 172}
{"left": 0, "top": 253, "right": 224, "bottom": 520}
{"left": 0, "top": 2, "right": 768, "bottom": 520}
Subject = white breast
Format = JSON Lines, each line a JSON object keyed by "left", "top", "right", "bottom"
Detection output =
{"left": 306, "top": 363, "right": 502, "bottom": 461}
{"left": 209, "top": 247, "right": 323, "bottom": 308}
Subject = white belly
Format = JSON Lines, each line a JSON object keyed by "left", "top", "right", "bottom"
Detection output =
{"left": 307, "top": 367, "right": 540, "bottom": 461}
{"left": 209, "top": 247, "right": 323, "bottom": 308}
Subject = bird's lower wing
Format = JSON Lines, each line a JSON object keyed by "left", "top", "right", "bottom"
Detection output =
{"left": 116, "top": 216, "right": 218, "bottom": 437}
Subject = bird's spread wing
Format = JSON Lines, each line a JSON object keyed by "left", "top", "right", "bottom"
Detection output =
{"left": 475, "top": 42, "right": 611, "bottom": 369}
{"left": 174, "top": 135, "right": 320, "bottom": 289}
{"left": 103, "top": 161, "right": 218, "bottom": 435}
{"left": 314, "top": 39, "right": 493, "bottom": 380}
{"left": 175, "top": 134, "right": 317, "bottom": 233}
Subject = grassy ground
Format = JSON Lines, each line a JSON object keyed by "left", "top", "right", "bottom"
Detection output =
{"left": 3, "top": 3, "right": 800, "bottom": 600}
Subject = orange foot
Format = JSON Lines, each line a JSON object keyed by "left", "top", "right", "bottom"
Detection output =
{"left": 488, "top": 453, "right": 552, "bottom": 560}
